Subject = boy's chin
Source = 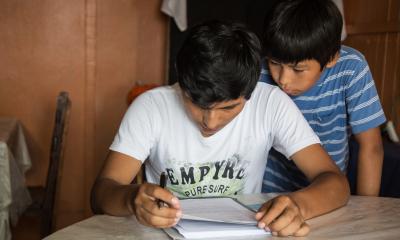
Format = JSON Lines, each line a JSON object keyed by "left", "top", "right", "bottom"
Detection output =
{"left": 200, "top": 129, "right": 217, "bottom": 137}
{"left": 283, "top": 89, "right": 302, "bottom": 96}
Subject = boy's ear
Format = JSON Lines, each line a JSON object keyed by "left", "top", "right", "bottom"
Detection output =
{"left": 326, "top": 52, "right": 340, "bottom": 68}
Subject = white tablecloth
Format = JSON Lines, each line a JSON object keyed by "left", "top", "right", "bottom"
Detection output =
{"left": 0, "top": 118, "right": 32, "bottom": 240}
{"left": 44, "top": 193, "right": 400, "bottom": 240}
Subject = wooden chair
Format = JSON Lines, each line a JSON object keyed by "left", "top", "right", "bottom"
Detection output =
{"left": 12, "top": 91, "right": 71, "bottom": 239}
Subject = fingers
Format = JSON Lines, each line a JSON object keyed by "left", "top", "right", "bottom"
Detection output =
{"left": 136, "top": 206, "right": 180, "bottom": 228}
{"left": 142, "top": 184, "right": 181, "bottom": 209}
{"left": 256, "top": 195, "right": 309, "bottom": 236}
{"left": 255, "top": 201, "right": 272, "bottom": 221}
{"left": 133, "top": 183, "right": 181, "bottom": 228}
{"left": 257, "top": 197, "right": 290, "bottom": 226}
{"left": 293, "top": 222, "right": 311, "bottom": 237}
{"left": 270, "top": 210, "right": 303, "bottom": 237}
{"left": 268, "top": 202, "right": 301, "bottom": 230}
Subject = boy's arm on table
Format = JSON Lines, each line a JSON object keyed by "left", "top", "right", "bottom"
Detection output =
{"left": 256, "top": 144, "right": 350, "bottom": 237}
{"left": 288, "top": 144, "right": 350, "bottom": 218}
{"left": 91, "top": 150, "right": 181, "bottom": 228}
{"left": 354, "top": 127, "right": 384, "bottom": 196}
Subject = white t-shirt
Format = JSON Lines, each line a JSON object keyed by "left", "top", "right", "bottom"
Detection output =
{"left": 110, "top": 82, "right": 319, "bottom": 198}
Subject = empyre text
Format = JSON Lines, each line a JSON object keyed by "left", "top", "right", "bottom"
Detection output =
{"left": 165, "top": 159, "right": 246, "bottom": 197}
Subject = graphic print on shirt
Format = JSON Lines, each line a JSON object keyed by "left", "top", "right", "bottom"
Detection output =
{"left": 164, "top": 154, "right": 250, "bottom": 198}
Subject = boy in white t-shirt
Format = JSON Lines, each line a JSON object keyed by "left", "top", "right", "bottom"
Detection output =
{"left": 91, "top": 20, "right": 349, "bottom": 237}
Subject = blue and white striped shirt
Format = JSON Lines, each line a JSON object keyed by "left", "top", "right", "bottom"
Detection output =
{"left": 261, "top": 46, "right": 386, "bottom": 193}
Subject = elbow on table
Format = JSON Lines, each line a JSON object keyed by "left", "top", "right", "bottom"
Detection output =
{"left": 333, "top": 171, "right": 351, "bottom": 208}
{"left": 90, "top": 178, "right": 105, "bottom": 215}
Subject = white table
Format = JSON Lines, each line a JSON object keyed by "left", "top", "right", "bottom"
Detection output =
{"left": 44, "top": 193, "right": 400, "bottom": 240}
{"left": 0, "top": 118, "right": 32, "bottom": 240}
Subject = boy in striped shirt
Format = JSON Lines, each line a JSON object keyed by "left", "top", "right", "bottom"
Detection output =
{"left": 261, "top": 0, "right": 386, "bottom": 196}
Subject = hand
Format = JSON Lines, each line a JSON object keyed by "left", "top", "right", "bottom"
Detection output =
{"left": 131, "top": 183, "right": 181, "bottom": 228}
{"left": 255, "top": 195, "right": 310, "bottom": 237}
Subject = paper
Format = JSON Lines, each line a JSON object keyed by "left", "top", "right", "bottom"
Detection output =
{"left": 174, "top": 219, "right": 269, "bottom": 239}
{"left": 164, "top": 197, "right": 270, "bottom": 239}
{"left": 180, "top": 197, "right": 257, "bottom": 224}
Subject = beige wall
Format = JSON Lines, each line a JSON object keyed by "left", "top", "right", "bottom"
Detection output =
{"left": 0, "top": 0, "right": 167, "bottom": 229}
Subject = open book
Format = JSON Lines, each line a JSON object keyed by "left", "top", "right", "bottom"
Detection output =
{"left": 164, "top": 197, "right": 270, "bottom": 239}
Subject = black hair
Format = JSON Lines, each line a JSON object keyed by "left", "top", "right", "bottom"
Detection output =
{"left": 262, "top": 0, "right": 343, "bottom": 68}
{"left": 176, "top": 20, "right": 261, "bottom": 108}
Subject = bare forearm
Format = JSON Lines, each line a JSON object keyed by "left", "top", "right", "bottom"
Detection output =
{"left": 356, "top": 147, "right": 383, "bottom": 196}
{"left": 354, "top": 127, "right": 384, "bottom": 196}
{"left": 289, "top": 171, "right": 350, "bottom": 220}
{"left": 91, "top": 177, "right": 137, "bottom": 216}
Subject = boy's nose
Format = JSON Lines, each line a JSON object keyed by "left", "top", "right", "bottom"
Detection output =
{"left": 278, "top": 69, "right": 291, "bottom": 87}
{"left": 202, "top": 110, "right": 219, "bottom": 130}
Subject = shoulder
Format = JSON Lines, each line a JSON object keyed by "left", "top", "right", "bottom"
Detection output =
{"left": 250, "top": 82, "right": 295, "bottom": 112}
{"left": 133, "top": 84, "right": 181, "bottom": 106}
{"left": 340, "top": 45, "right": 364, "bottom": 57}
{"left": 252, "top": 82, "right": 283, "bottom": 99}
{"left": 137, "top": 84, "right": 178, "bottom": 99}
{"left": 321, "top": 45, "right": 371, "bottom": 86}
{"left": 259, "top": 59, "right": 276, "bottom": 85}
{"left": 126, "top": 84, "right": 183, "bottom": 119}
{"left": 337, "top": 45, "right": 369, "bottom": 67}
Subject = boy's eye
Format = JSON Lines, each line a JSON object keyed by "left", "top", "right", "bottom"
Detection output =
{"left": 220, "top": 106, "right": 235, "bottom": 110}
{"left": 293, "top": 68, "right": 305, "bottom": 73}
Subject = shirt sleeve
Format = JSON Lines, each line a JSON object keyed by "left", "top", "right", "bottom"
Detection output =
{"left": 110, "top": 92, "right": 160, "bottom": 162}
{"left": 345, "top": 55, "right": 386, "bottom": 134}
{"left": 259, "top": 60, "right": 276, "bottom": 85}
{"left": 268, "top": 88, "right": 321, "bottom": 159}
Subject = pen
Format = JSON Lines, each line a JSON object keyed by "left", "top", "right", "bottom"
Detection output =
{"left": 157, "top": 172, "right": 167, "bottom": 208}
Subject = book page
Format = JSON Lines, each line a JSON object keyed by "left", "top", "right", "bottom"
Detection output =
{"left": 174, "top": 219, "right": 269, "bottom": 239}
{"left": 180, "top": 197, "right": 257, "bottom": 225}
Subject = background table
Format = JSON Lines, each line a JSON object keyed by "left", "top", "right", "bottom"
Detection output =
{"left": 0, "top": 118, "right": 32, "bottom": 240}
{"left": 44, "top": 193, "right": 400, "bottom": 240}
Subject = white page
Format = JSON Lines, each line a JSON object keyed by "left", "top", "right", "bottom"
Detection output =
{"left": 180, "top": 197, "right": 257, "bottom": 225}
{"left": 174, "top": 219, "right": 270, "bottom": 239}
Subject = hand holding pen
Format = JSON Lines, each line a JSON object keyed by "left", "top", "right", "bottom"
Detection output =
{"left": 132, "top": 171, "right": 181, "bottom": 228}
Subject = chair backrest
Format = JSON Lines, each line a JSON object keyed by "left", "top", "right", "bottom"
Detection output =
{"left": 41, "top": 91, "right": 71, "bottom": 236}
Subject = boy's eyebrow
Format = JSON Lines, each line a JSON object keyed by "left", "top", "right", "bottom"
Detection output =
{"left": 200, "top": 101, "right": 242, "bottom": 110}
{"left": 216, "top": 102, "right": 242, "bottom": 110}
{"left": 268, "top": 58, "right": 307, "bottom": 68}
{"left": 289, "top": 62, "right": 307, "bottom": 68}
{"left": 268, "top": 58, "right": 281, "bottom": 63}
